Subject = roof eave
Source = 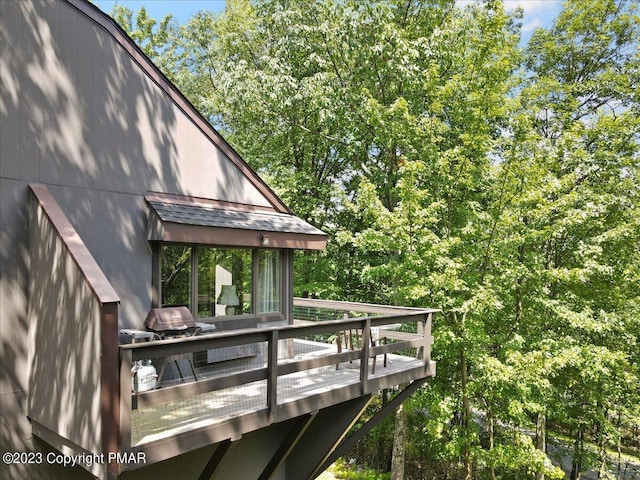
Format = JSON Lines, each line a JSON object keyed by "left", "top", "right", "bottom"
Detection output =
{"left": 159, "top": 222, "right": 328, "bottom": 250}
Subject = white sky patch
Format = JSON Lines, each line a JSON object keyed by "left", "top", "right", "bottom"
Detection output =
{"left": 503, "top": 0, "right": 559, "bottom": 14}
{"left": 504, "top": 0, "right": 564, "bottom": 34}
{"left": 521, "top": 16, "right": 544, "bottom": 34}
{"left": 457, "top": 0, "right": 560, "bottom": 10}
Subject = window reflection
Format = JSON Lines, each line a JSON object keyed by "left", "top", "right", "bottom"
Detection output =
{"left": 160, "top": 245, "right": 191, "bottom": 307}
{"left": 257, "top": 250, "right": 280, "bottom": 313}
{"left": 159, "top": 245, "right": 279, "bottom": 318}
{"left": 197, "top": 248, "right": 252, "bottom": 318}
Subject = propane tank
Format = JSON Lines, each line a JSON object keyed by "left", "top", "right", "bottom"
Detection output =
{"left": 131, "top": 360, "right": 158, "bottom": 392}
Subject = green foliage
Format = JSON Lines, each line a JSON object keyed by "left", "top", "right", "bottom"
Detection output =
{"left": 331, "top": 458, "right": 391, "bottom": 480}
{"left": 348, "top": 394, "right": 396, "bottom": 473}
{"left": 112, "top": 0, "right": 640, "bottom": 477}
{"left": 475, "top": 436, "right": 565, "bottom": 480}
{"left": 110, "top": 5, "right": 179, "bottom": 77}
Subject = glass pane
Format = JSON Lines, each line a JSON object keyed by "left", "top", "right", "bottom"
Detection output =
{"left": 196, "top": 247, "right": 217, "bottom": 317}
{"left": 161, "top": 245, "right": 191, "bottom": 307}
{"left": 257, "top": 250, "right": 280, "bottom": 313}
{"left": 198, "top": 248, "right": 252, "bottom": 317}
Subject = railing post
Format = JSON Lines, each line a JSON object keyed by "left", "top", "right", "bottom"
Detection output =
{"left": 423, "top": 312, "right": 433, "bottom": 375}
{"left": 119, "top": 348, "right": 132, "bottom": 464}
{"left": 267, "top": 329, "right": 279, "bottom": 423}
{"left": 101, "top": 302, "right": 120, "bottom": 478}
{"left": 360, "top": 318, "right": 371, "bottom": 395}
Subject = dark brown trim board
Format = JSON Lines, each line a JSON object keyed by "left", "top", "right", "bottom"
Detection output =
{"left": 29, "top": 184, "right": 120, "bottom": 304}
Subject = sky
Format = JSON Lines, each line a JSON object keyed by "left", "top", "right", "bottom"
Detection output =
{"left": 500, "top": 0, "right": 563, "bottom": 38}
{"left": 94, "top": 0, "right": 564, "bottom": 44}
{"left": 94, "top": 0, "right": 226, "bottom": 25}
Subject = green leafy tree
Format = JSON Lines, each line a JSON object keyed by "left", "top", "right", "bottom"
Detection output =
{"left": 515, "top": 1, "right": 640, "bottom": 477}
{"left": 110, "top": 5, "right": 179, "bottom": 76}
{"left": 111, "top": 1, "right": 640, "bottom": 478}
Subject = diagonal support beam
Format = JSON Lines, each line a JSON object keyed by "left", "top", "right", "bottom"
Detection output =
{"left": 258, "top": 412, "right": 318, "bottom": 480}
{"left": 313, "top": 378, "right": 429, "bottom": 477}
{"left": 285, "top": 396, "right": 373, "bottom": 480}
{"left": 198, "top": 439, "right": 233, "bottom": 480}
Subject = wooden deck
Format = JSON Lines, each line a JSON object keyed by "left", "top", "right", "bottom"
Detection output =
{"left": 119, "top": 303, "right": 436, "bottom": 465}
{"left": 131, "top": 341, "right": 423, "bottom": 445}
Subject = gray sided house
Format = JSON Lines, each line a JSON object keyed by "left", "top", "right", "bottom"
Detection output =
{"left": 0, "top": 1, "right": 436, "bottom": 479}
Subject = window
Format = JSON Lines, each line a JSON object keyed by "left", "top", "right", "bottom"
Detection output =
{"left": 159, "top": 245, "right": 283, "bottom": 318}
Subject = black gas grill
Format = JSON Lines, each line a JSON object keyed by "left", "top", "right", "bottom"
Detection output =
{"left": 143, "top": 306, "right": 201, "bottom": 382}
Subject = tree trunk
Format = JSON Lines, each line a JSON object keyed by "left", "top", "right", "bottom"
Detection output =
{"left": 390, "top": 399, "right": 407, "bottom": 480}
{"left": 488, "top": 405, "right": 497, "bottom": 480}
{"left": 378, "top": 389, "right": 389, "bottom": 470}
{"left": 598, "top": 435, "right": 608, "bottom": 479}
{"left": 597, "top": 415, "right": 608, "bottom": 479}
{"left": 570, "top": 428, "right": 583, "bottom": 480}
{"left": 535, "top": 411, "right": 546, "bottom": 480}
{"left": 461, "top": 347, "right": 472, "bottom": 480}
{"left": 616, "top": 412, "right": 622, "bottom": 480}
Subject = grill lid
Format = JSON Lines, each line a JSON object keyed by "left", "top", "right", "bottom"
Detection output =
{"left": 144, "top": 306, "right": 196, "bottom": 332}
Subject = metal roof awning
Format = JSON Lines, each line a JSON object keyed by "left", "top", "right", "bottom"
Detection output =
{"left": 146, "top": 194, "right": 328, "bottom": 250}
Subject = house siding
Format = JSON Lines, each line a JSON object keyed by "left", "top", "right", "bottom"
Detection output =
{"left": 0, "top": 1, "right": 283, "bottom": 478}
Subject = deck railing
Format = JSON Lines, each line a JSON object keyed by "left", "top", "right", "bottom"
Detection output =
{"left": 117, "top": 299, "right": 437, "bottom": 469}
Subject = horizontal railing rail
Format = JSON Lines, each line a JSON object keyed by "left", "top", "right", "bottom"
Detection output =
{"left": 118, "top": 301, "right": 437, "bottom": 463}
{"left": 293, "top": 297, "right": 437, "bottom": 315}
